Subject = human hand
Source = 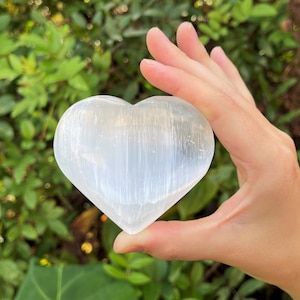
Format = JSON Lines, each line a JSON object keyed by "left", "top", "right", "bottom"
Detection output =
{"left": 113, "top": 22, "right": 300, "bottom": 298}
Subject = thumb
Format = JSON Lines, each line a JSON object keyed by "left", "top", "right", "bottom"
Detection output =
{"left": 113, "top": 216, "right": 229, "bottom": 261}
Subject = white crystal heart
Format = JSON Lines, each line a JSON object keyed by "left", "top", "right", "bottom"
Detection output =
{"left": 53, "top": 95, "right": 214, "bottom": 234}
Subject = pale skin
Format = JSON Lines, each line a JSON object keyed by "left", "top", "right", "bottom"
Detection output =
{"left": 113, "top": 22, "right": 300, "bottom": 298}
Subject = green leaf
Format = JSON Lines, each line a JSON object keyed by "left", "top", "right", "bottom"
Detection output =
{"left": 142, "top": 282, "right": 161, "bottom": 300}
{"left": 108, "top": 252, "right": 128, "bottom": 268}
{"left": 16, "top": 259, "right": 138, "bottom": 300}
{"left": 8, "top": 54, "right": 23, "bottom": 73}
{"left": 47, "top": 219, "right": 69, "bottom": 237}
{"left": 250, "top": 4, "right": 277, "bottom": 18}
{"left": 14, "top": 162, "right": 27, "bottom": 184}
{"left": 129, "top": 255, "right": 154, "bottom": 270}
{"left": 123, "top": 27, "right": 149, "bottom": 38}
{"left": 92, "top": 51, "right": 111, "bottom": 71}
{"left": 190, "top": 262, "right": 204, "bottom": 284}
{"left": 21, "top": 224, "right": 38, "bottom": 240}
{"left": 71, "top": 12, "right": 87, "bottom": 28}
{"left": 20, "top": 119, "right": 35, "bottom": 140}
{"left": 68, "top": 74, "right": 90, "bottom": 91}
{"left": 273, "top": 78, "right": 298, "bottom": 98}
{"left": 0, "top": 33, "right": 18, "bottom": 55}
{"left": 198, "top": 23, "right": 219, "bottom": 40}
{"left": 0, "top": 120, "right": 14, "bottom": 140}
{"left": 20, "top": 33, "right": 48, "bottom": 51}
{"left": 24, "top": 188, "right": 38, "bottom": 210}
{"left": 216, "top": 286, "right": 231, "bottom": 300}
{"left": 225, "top": 267, "right": 245, "bottom": 287}
{"left": 128, "top": 271, "right": 151, "bottom": 285}
{"left": 0, "top": 14, "right": 11, "bottom": 31}
{"left": 11, "top": 100, "right": 31, "bottom": 118}
{"left": 238, "top": 279, "right": 265, "bottom": 296}
{"left": 278, "top": 108, "right": 300, "bottom": 125}
{"left": 0, "top": 94, "right": 15, "bottom": 116}
{"left": 6, "top": 225, "right": 21, "bottom": 241}
{"left": 177, "top": 178, "right": 218, "bottom": 220}
{"left": 103, "top": 264, "right": 127, "bottom": 280}
{"left": 43, "top": 57, "right": 86, "bottom": 84}
{"left": 0, "top": 260, "right": 23, "bottom": 284}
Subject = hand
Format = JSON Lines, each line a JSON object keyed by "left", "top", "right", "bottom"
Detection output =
{"left": 113, "top": 22, "right": 300, "bottom": 298}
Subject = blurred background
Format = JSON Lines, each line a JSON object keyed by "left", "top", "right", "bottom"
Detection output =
{"left": 0, "top": 0, "right": 299, "bottom": 299}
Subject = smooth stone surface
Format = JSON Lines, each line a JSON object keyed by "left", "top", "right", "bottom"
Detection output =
{"left": 53, "top": 95, "right": 214, "bottom": 234}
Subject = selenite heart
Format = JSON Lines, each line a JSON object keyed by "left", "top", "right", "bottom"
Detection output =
{"left": 53, "top": 95, "right": 214, "bottom": 234}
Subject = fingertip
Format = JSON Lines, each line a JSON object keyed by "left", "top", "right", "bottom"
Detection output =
{"left": 113, "top": 231, "right": 144, "bottom": 253}
{"left": 210, "top": 46, "right": 227, "bottom": 61}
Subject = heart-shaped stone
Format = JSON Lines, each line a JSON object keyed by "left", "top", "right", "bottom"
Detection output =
{"left": 53, "top": 95, "right": 214, "bottom": 234}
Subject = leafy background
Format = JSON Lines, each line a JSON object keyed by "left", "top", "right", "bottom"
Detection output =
{"left": 0, "top": 0, "right": 299, "bottom": 299}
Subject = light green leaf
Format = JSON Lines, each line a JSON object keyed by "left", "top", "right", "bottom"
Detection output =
{"left": 198, "top": 23, "right": 219, "bottom": 40}
{"left": 190, "top": 262, "right": 204, "bottom": 284}
{"left": 11, "top": 100, "right": 31, "bottom": 118}
{"left": 16, "top": 259, "right": 138, "bottom": 300}
{"left": 0, "top": 259, "right": 23, "bottom": 284}
{"left": 20, "top": 119, "right": 35, "bottom": 140}
{"left": 123, "top": 27, "right": 149, "bottom": 38}
{"left": 128, "top": 271, "right": 151, "bottom": 285}
{"left": 129, "top": 255, "right": 154, "bottom": 270}
{"left": 108, "top": 252, "right": 128, "bottom": 268}
{"left": 68, "top": 74, "right": 90, "bottom": 91}
{"left": 92, "top": 51, "right": 111, "bottom": 71}
{"left": 103, "top": 264, "right": 127, "bottom": 280}
{"left": 0, "top": 33, "right": 18, "bottom": 55}
{"left": 0, "top": 65, "right": 19, "bottom": 80}
{"left": 43, "top": 57, "right": 86, "bottom": 84}
{"left": 21, "top": 224, "right": 38, "bottom": 240}
{"left": 24, "top": 188, "right": 38, "bottom": 210}
{"left": 0, "top": 95, "right": 15, "bottom": 116}
{"left": 250, "top": 4, "right": 277, "bottom": 18}
{"left": 0, "top": 14, "right": 11, "bottom": 31}
{"left": 6, "top": 225, "right": 21, "bottom": 241}
{"left": 8, "top": 54, "right": 23, "bottom": 73}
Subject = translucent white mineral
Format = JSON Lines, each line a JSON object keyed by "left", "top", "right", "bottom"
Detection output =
{"left": 53, "top": 95, "right": 214, "bottom": 234}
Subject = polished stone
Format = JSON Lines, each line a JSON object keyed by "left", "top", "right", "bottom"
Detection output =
{"left": 53, "top": 95, "right": 214, "bottom": 234}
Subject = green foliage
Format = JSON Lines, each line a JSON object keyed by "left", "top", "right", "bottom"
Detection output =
{"left": 0, "top": 0, "right": 297, "bottom": 299}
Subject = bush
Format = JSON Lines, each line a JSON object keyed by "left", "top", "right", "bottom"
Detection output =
{"left": 0, "top": 0, "right": 297, "bottom": 299}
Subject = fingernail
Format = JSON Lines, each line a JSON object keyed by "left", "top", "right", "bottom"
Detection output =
{"left": 141, "top": 59, "right": 161, "bottom": 66}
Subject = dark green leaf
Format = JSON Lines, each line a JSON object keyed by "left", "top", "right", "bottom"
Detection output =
{"left": 16, "top": 259, "right": 138, "bottom": 300}
{"left": 177, "top": 178, "right": 218, "bottom": 220}
{"left": 225, "top": 267, "right": 245, "bottom": 287}
{"left": 47, "top": 220, "right": 69, "bottom": 237}
{"left": 0, "top": 120, "right": 14, "bottom": 140}
{"left": 238, "top": 279, "right": 265, "bottom": 296}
